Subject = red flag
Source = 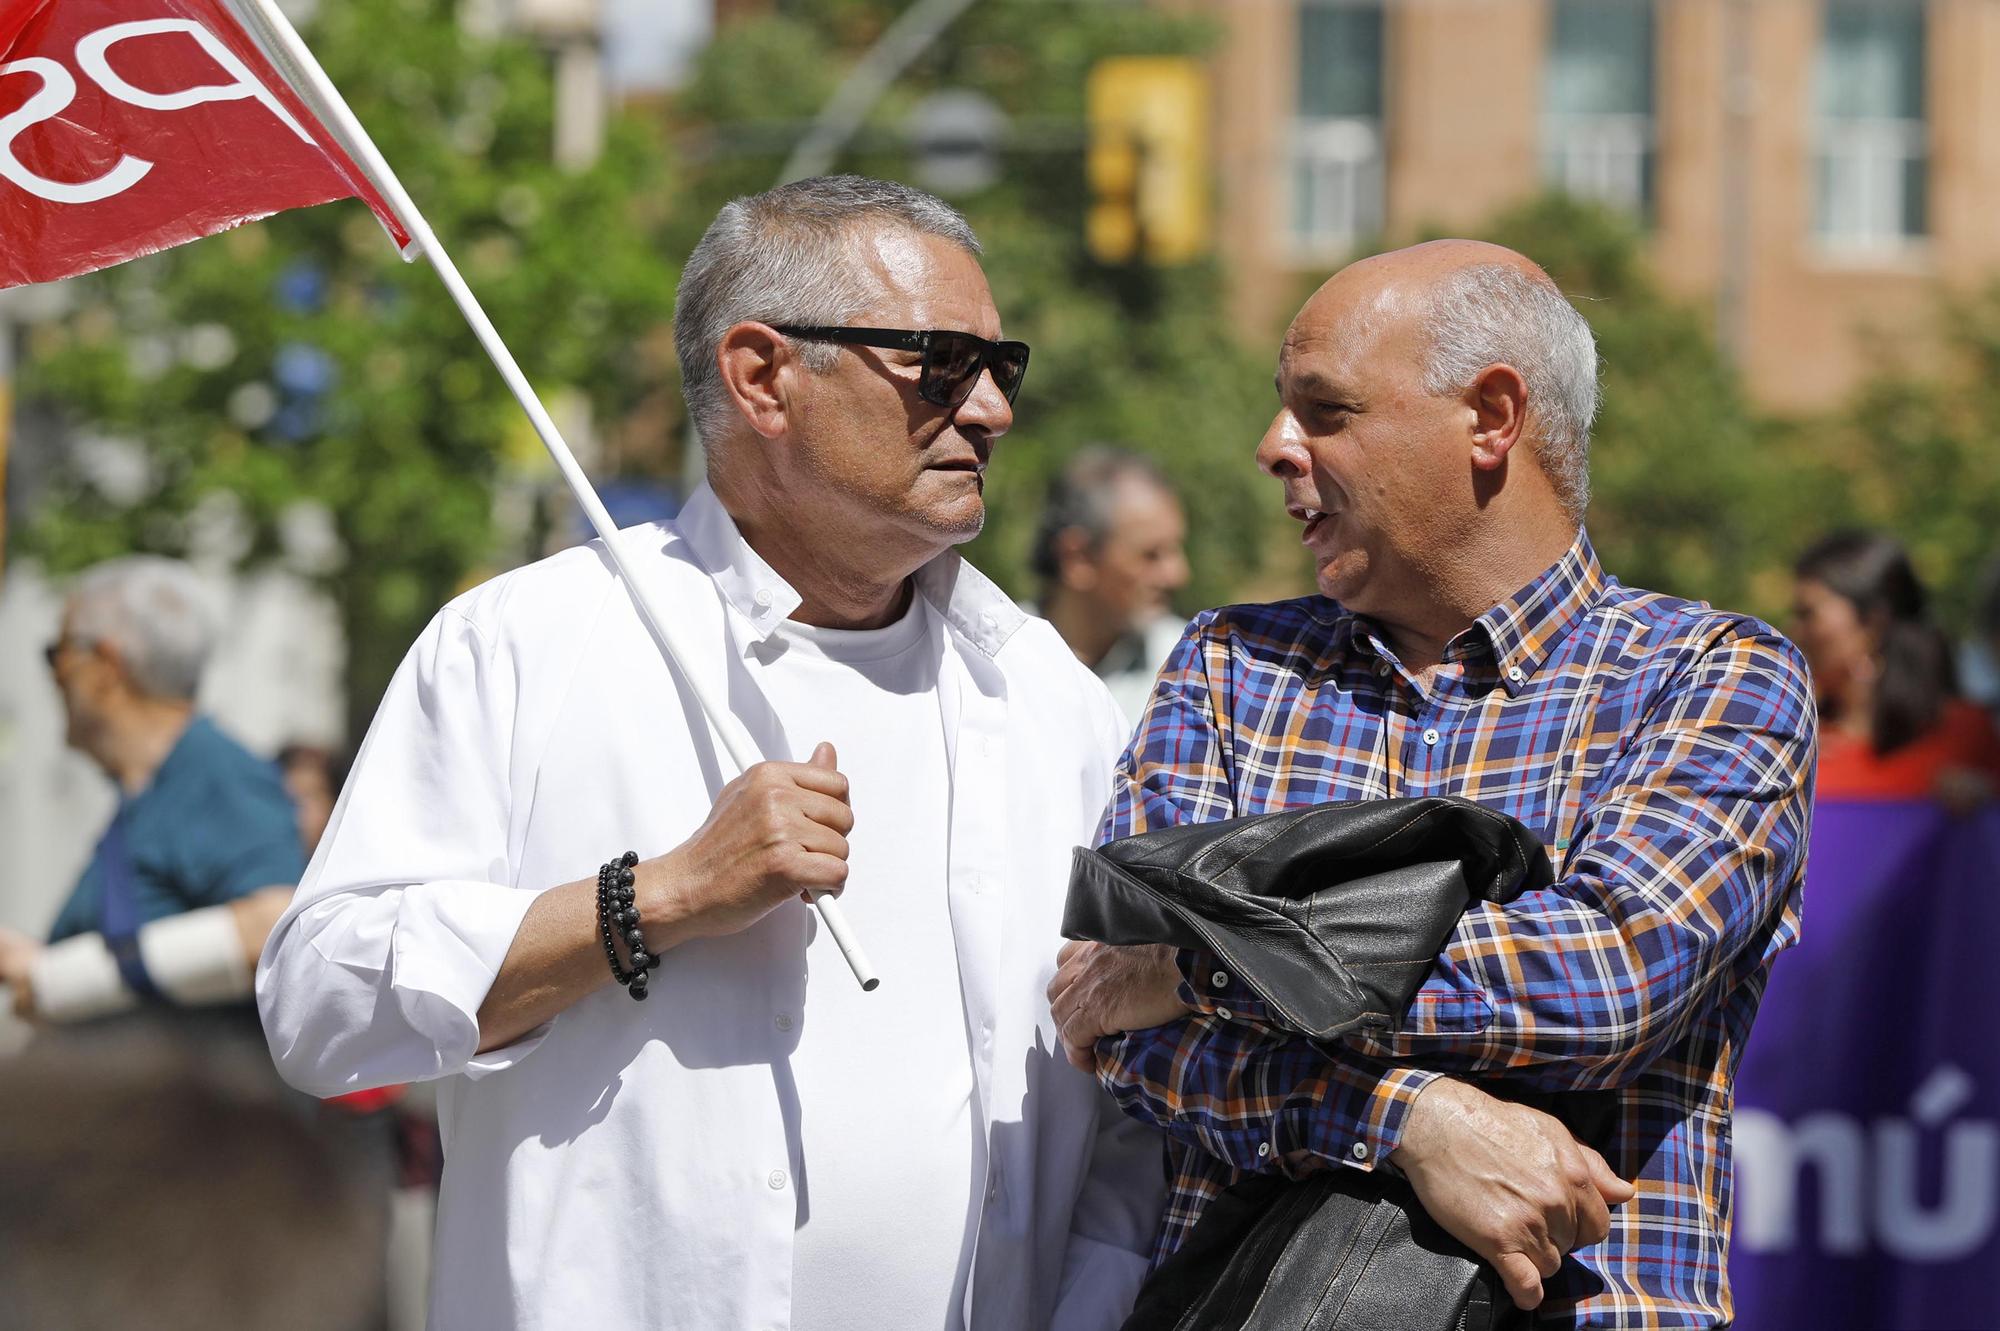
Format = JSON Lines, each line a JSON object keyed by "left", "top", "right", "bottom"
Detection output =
{"left": 0, "top": 0, "right": 409, "bottom": 288}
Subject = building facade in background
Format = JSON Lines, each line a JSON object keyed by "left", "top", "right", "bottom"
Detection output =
{"left": 1210, "top": 0, "right": 2000, "bottom": 411}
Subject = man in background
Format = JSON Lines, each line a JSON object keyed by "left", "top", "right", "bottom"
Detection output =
{"left": 1028, "top": 447, "right": 1190, "bottom": 726}
{"left": 0, "top": 556, "right": 299, "bottom": 1025}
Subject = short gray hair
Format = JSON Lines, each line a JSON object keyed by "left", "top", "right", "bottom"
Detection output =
{"left": 66, "top": 556, "right": 218, "bottom": 700}
{"left": 1418, "top": 264, "right": 1600, "bottom": 519}
{"left": 673, "top": 175, "right": 982, "bottom": 447}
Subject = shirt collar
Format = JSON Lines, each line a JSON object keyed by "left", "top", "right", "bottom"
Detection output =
{"left": 674, "top": 481, "right": 1027, "bottom": 658}
{"left": 1470, "top": 527, "right": 1605, "bottom": 695}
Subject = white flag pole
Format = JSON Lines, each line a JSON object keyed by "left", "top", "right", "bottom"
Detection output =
{"left": 232, "top": 0, "right": 878, "bottom": 992}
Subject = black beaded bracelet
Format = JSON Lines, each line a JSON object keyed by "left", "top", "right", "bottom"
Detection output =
{"left": 595, "top": 850, "right": 652, "bottom": 1000}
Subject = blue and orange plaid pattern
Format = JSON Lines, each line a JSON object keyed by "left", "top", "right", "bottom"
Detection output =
{"left": 1094, "top": 531, "right": 1816, "bottom": 1329}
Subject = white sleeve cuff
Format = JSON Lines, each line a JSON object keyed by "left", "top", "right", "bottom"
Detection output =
{"left": 388, "top": 880, "right": 550, "bottom": 1077}
{"left": 139, "top": 904, "right": 252, "bottom": 1004}
{"left": 31, "top": 934, "right": 139, "bottom": 1023}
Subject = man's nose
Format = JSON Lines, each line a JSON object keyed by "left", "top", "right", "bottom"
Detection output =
{"left": 954, "top": 365, "right": 1014, "bottom": 438}
{"left": 1256, "top": 409, "right": 1309, "bottom": 480}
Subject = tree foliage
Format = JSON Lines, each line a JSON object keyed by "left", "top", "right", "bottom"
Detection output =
{"left": 1760, "top": 289, "right": 2000, "bottom": 630}
{"left": 18, "top": 0, "right": 681, "bottom": 731}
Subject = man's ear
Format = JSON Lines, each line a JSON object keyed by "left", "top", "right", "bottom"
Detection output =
{"left": 717, "top": 322, "right": 796, "bottom": 441}
{"left": 88, "top": 638, "right": 139, "bottom": 704}
{"left": 1054, "top": 526, "right": 1098, "bottom": 593}
{"left": 1467, "top": 362, "right": 1529, "bottom": 472}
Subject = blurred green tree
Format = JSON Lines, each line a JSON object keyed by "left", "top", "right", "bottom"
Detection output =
{"left": 1758, "top": 288, "right": 2000, "bottom": 630}
{"left": 18, "top": 0, "right": 682, "bottom": 736}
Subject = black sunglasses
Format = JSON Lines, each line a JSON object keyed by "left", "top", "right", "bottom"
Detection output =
{"left": 773, "top": 326, "right": 1030, "bottom": 409}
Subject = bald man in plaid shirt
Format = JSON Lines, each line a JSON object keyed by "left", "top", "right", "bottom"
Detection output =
{"left": 1047, "top": 241, "right": 1815, "bottom": 1330}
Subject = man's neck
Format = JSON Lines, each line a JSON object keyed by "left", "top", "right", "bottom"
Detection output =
{"left": 716, "top": 489, "right": 929, "bottom": 631}
{"left": 97, "top": 701, "right": 195, "bottom": 796}
{"left": 1373, "top": 518, "right": 1579, "bottom": 675}
{"left": 1043, "top": 588, "right": 1123, "bottom": 670}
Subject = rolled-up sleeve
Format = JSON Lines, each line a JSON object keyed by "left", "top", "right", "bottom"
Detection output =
{"left": 257, "top": 604, "right": 548, "bottom": 1096}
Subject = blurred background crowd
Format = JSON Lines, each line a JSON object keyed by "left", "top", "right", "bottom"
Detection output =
{"left": 3, "top": 1, "right": 1999, "bottom": 1328}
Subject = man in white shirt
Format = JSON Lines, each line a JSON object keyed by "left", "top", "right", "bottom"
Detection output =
{"left": 257, "top": 175, "right": 1164, "bottom": 1330}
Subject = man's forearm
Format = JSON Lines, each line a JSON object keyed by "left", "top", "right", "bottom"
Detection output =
{"left": 1096, "top": 1016, "right": 1437, "bottom": 1177}
{"left": 474, "top": 862, "right": 706, "bottom": 1052}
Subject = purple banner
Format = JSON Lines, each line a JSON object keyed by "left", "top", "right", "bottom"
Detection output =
{"left": 1730, "top": 803, "right": 2000, "bottom": 1330}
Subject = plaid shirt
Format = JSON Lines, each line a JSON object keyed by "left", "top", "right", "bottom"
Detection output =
{"left": 1094, "top": 531, "right": 1815, "bottom": 1329}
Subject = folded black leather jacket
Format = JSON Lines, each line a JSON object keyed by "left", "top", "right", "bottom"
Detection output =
{"left": 1063, "top": 795, "right": 1551, "bottom": 1041}
{"left": 1061, "top": 796, "right": 1562, "bottom": 1331}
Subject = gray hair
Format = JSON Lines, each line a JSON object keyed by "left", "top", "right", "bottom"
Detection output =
{"left": 1418, "top": 264, "right": 1600, "bottom": 519}
{"left": 1029, "top": 447, "right": 1175, "bottom": 588}
{"left": 673, "top": 175, "right": 982, "bottom": 448}
{"left": 65, "top": 556, "right": 218, "bottom": 700}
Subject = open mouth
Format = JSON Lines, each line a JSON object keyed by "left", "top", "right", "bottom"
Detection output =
{"left": 1287, "top": 500, "right": 1334, "bottom": 544}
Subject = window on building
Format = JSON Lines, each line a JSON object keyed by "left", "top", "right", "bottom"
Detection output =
{"left": 1813, "top": 0, "right": 1927, "bottom": 251}
{"left": 1290, "top": 0, "right": 1386, "bottom": 255}
{"left": 1542, "top": 0, "right": 1655, "bottom": 219}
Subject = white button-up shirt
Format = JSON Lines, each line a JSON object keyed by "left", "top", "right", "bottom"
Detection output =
{"left": 256, "top": 484, "right": 1165, "bottom": 1331}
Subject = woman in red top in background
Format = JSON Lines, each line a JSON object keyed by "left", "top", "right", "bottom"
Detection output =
{"left": 1791, "top": 530, "right": 2000, "bottom": 804}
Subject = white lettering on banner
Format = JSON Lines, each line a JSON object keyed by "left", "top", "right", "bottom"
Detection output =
{"left": 74, "top": 20, "right": 311, "bottom": 145}
{"left": 0, "top": 58, "right": 154, "bottom": 203}
{"left": 0, "top": 20, "right": 308, "bottom": 206}
{"left": 1736, "top": 1064, "right": 1999, "bottom": 1264}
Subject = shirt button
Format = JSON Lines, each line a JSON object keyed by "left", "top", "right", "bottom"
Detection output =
{"left": 774, "top": 1014, "right": 793, "bottom": 1032}
{"left": 753, "top": 587, "right": 773, "bottom": 607}
{"left": 1351, "top": 1141, "right": 1369, "bottom": 1161}
{"left": 1256, "top": 1141, "right": 1273, "bottom": 1159}
{"left": 1507, "top": 666, "right": 1525, "bottom": 684}
{"left": 1215, "top": 1008, "right": 1234, "bottom": 1023}
{"left": 1422, "top": 728, "right": 1441, "bottom": 746}
{"left": 1210, "top": 970, "right": 1230, "bottom": 989}
{"left": 1375, "top": 660, "right": 1391, "bottom": 677}
{"left": 768, "top": 1170, "right": 787, "bottom": 1190}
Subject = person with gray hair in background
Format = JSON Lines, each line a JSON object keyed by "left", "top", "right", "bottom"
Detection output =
{"left": 258, "top": 175, "right": 1163, "bottom": 1330}
{"left": 1049, "top": 241, "right": 1816, "bottom": 1328}
{"left": 1028, "top": 448, "right": 1190, "bottom": 728}
{"left": 0, "top": 556, "right": 301, "bottom": 1027}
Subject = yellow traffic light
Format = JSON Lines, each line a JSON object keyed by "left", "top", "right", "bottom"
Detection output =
{"left": 1086, "top": 56, "right": 1210, "bottom": 265}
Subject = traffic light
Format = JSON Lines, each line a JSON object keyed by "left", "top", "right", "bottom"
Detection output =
{"left": 1086, "top": 56, "right": 1210, "bottom": 265}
